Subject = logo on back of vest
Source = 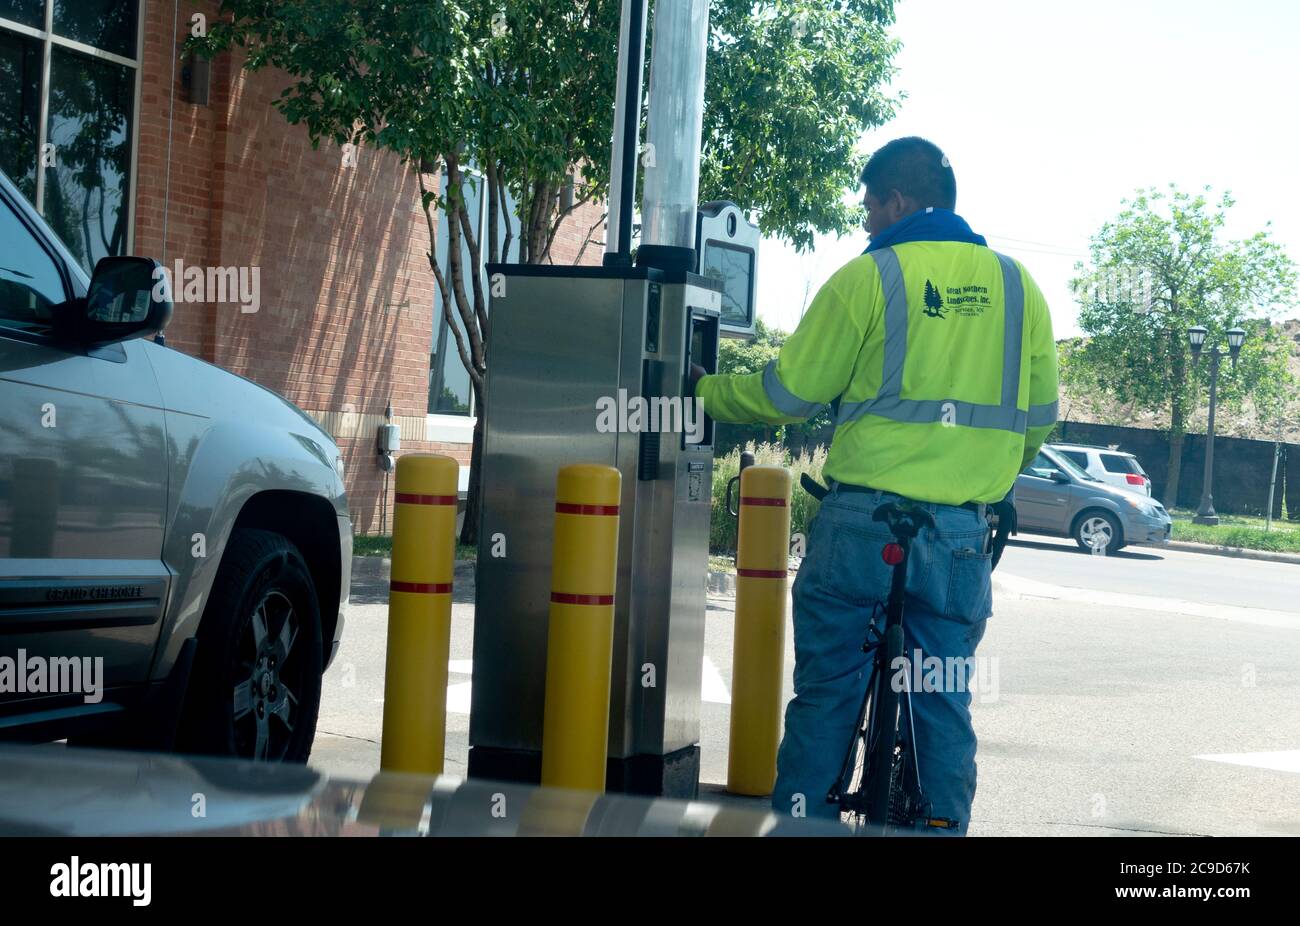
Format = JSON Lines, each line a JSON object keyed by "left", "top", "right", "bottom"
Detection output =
{"left": 923, "top": 279, "right": 947, "bottom": 318}
{"left": 923, "top": 279, "right": 991, "bottom": 319}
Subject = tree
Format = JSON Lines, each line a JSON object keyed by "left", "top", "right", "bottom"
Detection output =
{"left": 195, "top": 0, "right": 900, "bottom": 541}
{"left": 1067, "top": 186, "right": 1296, "bottom": 507}
{"left": 923, "top": 279, "right": 944, "bottom": 318}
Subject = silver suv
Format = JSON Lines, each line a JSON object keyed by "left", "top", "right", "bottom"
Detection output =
{"left": 0, "top": 168, "right": 350, "bottom": 762}
{"left": 1049, "top": 442, "right": 1152, "bottom": 496}
{"left": 1015, "top": 445, "right": 1172, "bottom": 554}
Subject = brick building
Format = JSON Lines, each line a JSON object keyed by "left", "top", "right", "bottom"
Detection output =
{"left": 0, "top": 1, "right": 605, "bottom": 533}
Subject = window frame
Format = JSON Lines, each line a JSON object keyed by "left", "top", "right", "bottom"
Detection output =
{"left": 0, "top": 178, "right": 76, "bottom": 345}
{"left": 427, "top": 167, "right": 522, "bottom": 421}
{"left": 0, "top": 1, "right": 143, "bottom": 258}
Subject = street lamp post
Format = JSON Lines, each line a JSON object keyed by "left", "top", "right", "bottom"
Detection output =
{"left": 1187, "top": 325, "right": 1246, "bottom": 525}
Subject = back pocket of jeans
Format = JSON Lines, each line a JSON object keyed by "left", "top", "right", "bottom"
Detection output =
{"left": 944, "top": 548, "right": 993, "bottom": 622}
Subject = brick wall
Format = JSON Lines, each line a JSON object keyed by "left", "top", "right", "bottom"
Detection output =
{"left": 133, "top": 6, "right": 606, "bottom": 535}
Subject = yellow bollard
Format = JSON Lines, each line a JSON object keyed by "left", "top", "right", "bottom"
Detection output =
{"left": 380, "top": 453, "right": 459, "bottom": 774}
{"left": 727, "top": 465, "right": 792, "bottom": 796}
{"left": 540, "top": 464, "right": 622, "bottom": 792}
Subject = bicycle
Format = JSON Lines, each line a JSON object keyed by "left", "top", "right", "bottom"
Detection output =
{"left": 824, "top": 500, "right": 961, "bottom": 836}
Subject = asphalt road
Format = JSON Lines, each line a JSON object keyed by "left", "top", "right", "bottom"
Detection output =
{"left": 313, "top": 543, "right": 1300, "bottom": 836}
{"left": 999, "top": 534, "right": 1300, "bottom": 615}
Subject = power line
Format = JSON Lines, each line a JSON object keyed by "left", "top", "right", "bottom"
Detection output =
{"left": 984, "top": 231, "right": 1088, "bottom": 253}
{"left": 987, "top": 240, "right": 1088, "bottom": 259}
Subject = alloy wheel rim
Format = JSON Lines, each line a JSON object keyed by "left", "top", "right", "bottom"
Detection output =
{"left": 232, "top": 589, "right": 301, "bottom": 760}
{"left": 1081, "top": 517, "right": 1113, "bottom": 549}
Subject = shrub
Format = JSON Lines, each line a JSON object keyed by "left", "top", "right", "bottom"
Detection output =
{"left": 710, "top": 442, "right": 826, "bottom": 555}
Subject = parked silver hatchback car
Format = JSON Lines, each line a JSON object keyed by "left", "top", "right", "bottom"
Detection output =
{"left": 1015, "top": 445, "right": 1172, "bottom": 554}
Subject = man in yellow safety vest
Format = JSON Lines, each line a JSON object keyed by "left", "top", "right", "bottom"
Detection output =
{"left": 692, "top": 137, "right": 1059, "bottom": 833}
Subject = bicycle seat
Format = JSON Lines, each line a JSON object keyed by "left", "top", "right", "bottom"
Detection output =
{"left": 872, "top": 502, "right": 935, "bottom": 540}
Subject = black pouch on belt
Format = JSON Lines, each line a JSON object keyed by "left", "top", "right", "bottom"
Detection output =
{"left": 988, "top": 488, "right": 1018, "bottom": 571}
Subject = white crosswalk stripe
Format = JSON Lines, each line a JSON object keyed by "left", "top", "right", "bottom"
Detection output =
{"left": 1196, "top": 750, "right": 1300, "bottom": 775}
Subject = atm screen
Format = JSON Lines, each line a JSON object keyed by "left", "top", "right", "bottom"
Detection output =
{"left": 701, "top": 241, "right": 754, "bottom": 329}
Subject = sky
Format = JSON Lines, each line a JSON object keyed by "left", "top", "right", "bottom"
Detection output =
{"left": 756, "top": 0, "right": 1300, "bottom": 337}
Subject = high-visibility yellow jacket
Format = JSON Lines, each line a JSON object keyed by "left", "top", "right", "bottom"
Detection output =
{"left": 696, "top": 241, "right": 1059, "bottom": 506}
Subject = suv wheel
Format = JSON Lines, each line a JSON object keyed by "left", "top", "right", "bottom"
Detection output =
{"left": 180, "top": 529, "right": 323, "bottom": 762}
{"left": 1073, "top": 510, "right": 1123, "bottom": 554}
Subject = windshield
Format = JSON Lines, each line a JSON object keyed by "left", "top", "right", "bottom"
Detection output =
{"left": 1045, "top": 448, "right": 1099, "bottom": 482}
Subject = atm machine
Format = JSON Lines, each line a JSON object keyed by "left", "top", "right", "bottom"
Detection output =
{"left": 467, "top": 0, "right": 759, "bottom": 797}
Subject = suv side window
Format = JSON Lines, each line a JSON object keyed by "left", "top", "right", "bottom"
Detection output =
{"left": 1059, "top": 449, "right": 1089, "bottom": 470}
{"left": 1100, "top": 453, "right": 1135, "bottom": 473}
{"left": 0, "top": 199, "right": 67, "bottom": 336}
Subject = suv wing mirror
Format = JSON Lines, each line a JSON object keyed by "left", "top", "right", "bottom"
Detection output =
{"left": 1050, "top": 470, "right": 1071, "bottom": 484}
{"left": 55, "top": 256, "right": 173, "bottom": 345}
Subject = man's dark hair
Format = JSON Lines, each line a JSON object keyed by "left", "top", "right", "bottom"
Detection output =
{"left": 860, "top": 137, "right": 957, "bottom": 211}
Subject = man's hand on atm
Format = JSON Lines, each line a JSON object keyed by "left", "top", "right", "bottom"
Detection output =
{"left": 688, "top": 363, "right": 709, "bottom": 393}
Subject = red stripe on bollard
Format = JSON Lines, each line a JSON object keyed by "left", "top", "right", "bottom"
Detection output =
{"left": 395, "top": 493, "right": 458, "bottom": 506}
{"left": 555, "top": 502, "right": 620, "bottom": 516}
{"left": 740, "top": 497, "right": 787, "bottom": 507}
{"left": 736, "top": 568, "right": 787, "bottom": 579}
{"left": 550, "top": 592, "right": 616, "bottom": 606}
{"left": 390, "top": 581, "right": 453, "bottom": 594}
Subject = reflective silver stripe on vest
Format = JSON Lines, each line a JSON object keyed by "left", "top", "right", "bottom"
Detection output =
{"left": 872, "top": 246, "right": 908, "bottom": 398}
{"left": 762, "top": 358, "right": 823, "bottom": 418}
{"left": 836, "top": 247, "right": 1028, "bottom": 432}
{"left": 1028, "top": 399, "right": 1059, "bottom": 428}
{"left": 996, "top": 252, "right": 1024, "bottom": 409}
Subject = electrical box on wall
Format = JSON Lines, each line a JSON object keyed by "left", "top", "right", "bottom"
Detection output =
{"left": 181, "top": 53, "right": 211, "bottom": 106}
{"left": 377, "top": 423, "right": 401, "bottom": 453}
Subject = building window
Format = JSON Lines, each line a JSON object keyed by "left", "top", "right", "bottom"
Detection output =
{"left": 0, "top": 0, "right": 139, "bottom": 271}
{"left": 428, "top": 171, "right": 521, "bottom": 416}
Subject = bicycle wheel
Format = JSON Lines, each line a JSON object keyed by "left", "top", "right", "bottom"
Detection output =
{"left": 864, "top": 623, "right": 905, "bottom": 833}
{"left": 833, "top": 663, "right": 876, "bottom": 827}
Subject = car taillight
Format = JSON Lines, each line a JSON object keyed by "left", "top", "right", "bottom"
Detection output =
{"left": 1125, "top": 474, "right": 1145, "bottom": 485}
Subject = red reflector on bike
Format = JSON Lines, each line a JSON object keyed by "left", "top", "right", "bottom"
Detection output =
{"left": 882, "top": 543, "right": 904, "bottom": 565}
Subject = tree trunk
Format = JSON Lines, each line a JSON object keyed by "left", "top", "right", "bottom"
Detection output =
{"left": 1165, "top": 399, "right": 1185, "bottom": 509}
{"left": 1164, "top": 325, "right": 1188, "bottom": 510}
{"left": 1165, "top": 431, "right": 1184, "bottom": 510}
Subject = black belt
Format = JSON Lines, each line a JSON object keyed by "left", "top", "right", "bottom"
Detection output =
{"left": 828, "top": 479, "right": 984, "bottom": 514}
{"left": 799, "top": 475, "right": 1018, "bottom": 570}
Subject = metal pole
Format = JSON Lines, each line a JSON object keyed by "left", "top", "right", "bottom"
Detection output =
{"left": 1266, "top": 440, "right": 1281, "bottom": 531}
{"left": 603, "top": 0, "right": 648, "bottom": 266}
{"left": 1194, "top": 349, "right": 1220, "bottom": 525}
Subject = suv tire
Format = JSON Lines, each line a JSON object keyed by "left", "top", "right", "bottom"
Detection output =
{"left": 179, "top": 529, "right": 323, "bottom": 763}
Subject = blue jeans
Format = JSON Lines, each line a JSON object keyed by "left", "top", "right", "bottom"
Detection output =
{"left": 772, "top": 485, "right": 993, "bottom": 835}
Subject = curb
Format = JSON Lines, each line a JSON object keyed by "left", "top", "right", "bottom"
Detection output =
{"left": 351, "top": 555, "right": 475, "bottom": 579}
{"left": 1160, "top": 540, "right": 1300, "bottom": 566}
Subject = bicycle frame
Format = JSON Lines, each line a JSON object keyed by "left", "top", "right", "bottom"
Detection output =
{"left": 829, "top": 501, "right": 960, "bottom": 836}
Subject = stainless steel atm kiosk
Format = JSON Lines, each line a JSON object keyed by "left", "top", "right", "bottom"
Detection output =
{"left": 467, "top": 0, "right": 759, "bottom": 797}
